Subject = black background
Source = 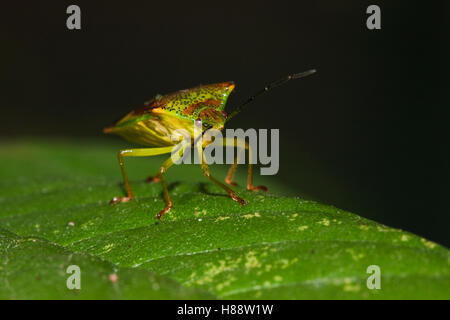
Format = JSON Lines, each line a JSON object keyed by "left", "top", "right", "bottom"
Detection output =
{"left": 1, "top": 1, "right": 448, "bottom": 246}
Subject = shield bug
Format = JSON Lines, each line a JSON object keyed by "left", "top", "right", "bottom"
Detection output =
{"left": 104, "top": 69, "right": 316, "bottom": 219}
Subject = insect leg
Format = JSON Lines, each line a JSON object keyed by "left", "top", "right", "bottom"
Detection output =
{"left": 223, "top": 137, "right": 242, "bottom": 186}
{"left": 154, "top": 149, "right": 183, "bottom": 219}
{"left": 145, "top": 175, "right": 161, "bottom": 183}
{"left": 200, "top": 154, "right": 247, "bottom": 206}
{"left": 225, "top": 158, "right": 238, "bottom": 186}
{"left": 222, "top": 137, "right": 267, "bottom": 192}
{"left": 110, "top": 146, "right": 174, "bottom": 205}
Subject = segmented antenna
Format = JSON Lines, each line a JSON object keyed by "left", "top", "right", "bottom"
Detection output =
{"left": 226, "top": 69, "right": 316, "bottom": 121}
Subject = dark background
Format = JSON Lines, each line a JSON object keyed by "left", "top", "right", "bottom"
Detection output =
{"left": 1, "top": 1, "right": 448, "bottom": 246}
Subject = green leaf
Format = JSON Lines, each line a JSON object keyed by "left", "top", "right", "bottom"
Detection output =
{"left": 0, "top": 227, "right": 213, "bottom": 299}
{"left": 0, "top": 138, "right": 449, "bottom": 299}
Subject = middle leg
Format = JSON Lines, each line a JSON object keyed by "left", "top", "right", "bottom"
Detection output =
{"left": 154, "top": 156, "right": 176, "bottom": 219}
{"left": 154, "top": 147, "right": 185, "bottom": 219}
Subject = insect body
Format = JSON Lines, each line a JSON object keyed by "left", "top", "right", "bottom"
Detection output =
{"left": 104, "top": 70, "right": 316, "bottom": 219}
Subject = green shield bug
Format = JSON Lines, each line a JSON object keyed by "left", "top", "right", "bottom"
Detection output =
{"left": 104, "top": 69, "right": 316, "bottom": 219}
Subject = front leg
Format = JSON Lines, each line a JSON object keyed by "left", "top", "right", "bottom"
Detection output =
{"left": 201, "top": 154, "right": 247, "bottom": 206}
{"left": 154, "top": 156, "right": 178, "bottom": 220}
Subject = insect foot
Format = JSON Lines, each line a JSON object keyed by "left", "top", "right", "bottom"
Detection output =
{"left": 230, "top": 193, "right": 247, "bottom": 206}
{"left": 248, "top": 185, "right": 268, "bottom": 192}
{"left": 110, "top": 196, "right": 133, "bottom": 205}
{"left": 145, "top": 176, "right": 161, "bottom": 183}
{"left": 155, "top": 203, "right": 172, "bottom": 220}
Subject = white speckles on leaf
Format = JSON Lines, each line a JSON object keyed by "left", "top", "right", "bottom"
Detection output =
{"left": 194, "top": 208, "right": 207, "bottom": 217}
{"left": 215, "top": 276, "right": 236, "bottom": 291}
{"left": 215, "top": 216, "right": 230, "bottom": 222}
{"left": 102, "top": 243, "right": 114, "bottom": 253}
{"left": 345, "top": 248, "right": 365, "bottom": 261}
{"left": 188, "top": 259, "right": 241, "bottom": 286}
{"left": 273, "top": 275, "right": 283, "bottom": 282}
{"left": 243, "top": 212, "right": 261, "bottom": 219}
{"left": 376, "top": 225, "right": 399, "bottom": 233}
{"left": 256, "top": 195, "right": 265, "bottom": 202}
{"left": 317, "top": 218, "right": 330, "bottom": 226}
{"left": 359, "top": 224, "right": 370, "bottom": 231}
{"left": 420, "top": 238, "right": 436, "bottom": 249}
{"left": 343, "top": 283, "right": 361, "bottom": 292}
{"left": 80, "top": 219, "right": 97, "bottom": 230}
{"left": 278, "top": 257, "right": 299, "bottom": 269}
{"left": 401, "top": 235, "right": 410, "bottom": 242}
{"left": 244, "top": 251, "right": 262, "bottom": 270}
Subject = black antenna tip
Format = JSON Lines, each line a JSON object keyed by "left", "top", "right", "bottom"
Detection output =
{"left": 292, "top": 69, "right": 317, "bottom": 79}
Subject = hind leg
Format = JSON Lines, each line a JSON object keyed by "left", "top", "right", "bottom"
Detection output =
{"left": 222, "top": 137, "right": 267, "bottom": 192}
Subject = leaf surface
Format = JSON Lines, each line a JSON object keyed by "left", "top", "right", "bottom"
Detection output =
{"left": 0, "top": 139, "right": 448, "bottom": 299}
